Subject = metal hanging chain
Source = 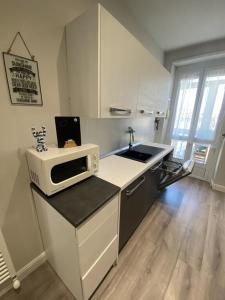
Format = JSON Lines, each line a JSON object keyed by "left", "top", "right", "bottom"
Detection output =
{"left": 7, "top": 32, "right": 35, "bottom": 60}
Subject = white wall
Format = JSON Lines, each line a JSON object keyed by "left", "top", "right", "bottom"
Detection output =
{"left": 81, "top": 117, "right": 155, "bottom": 156}
{"left": 0, "top": 0, "right": 84, "bottom": 272}
{"left": 164, "top": 37, "right": 225, "bottom": 71}
{"left": 0, "top": 0, "right": 160, "bottom": 272}
{"left": 213, "top": 122, "right": 225, "bottom": 187}
{"left": 213, "top": 142, "right": 225, "bottom": 184}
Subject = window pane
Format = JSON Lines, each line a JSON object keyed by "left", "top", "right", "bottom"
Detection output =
{"left": 171, "top": 140, "right": 187, "bottom": 160}
{"left": 172, "top": 77, "right": 199, "bottom": 140}
{"left": 195, "top": 72, "right": 225, "bottom": 143}
{"left": 191, "top": 144, "right": 210, "bottom": 164}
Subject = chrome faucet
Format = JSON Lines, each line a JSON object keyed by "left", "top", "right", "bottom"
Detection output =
{"left": 127, "top": 126, "right": 135, "bottom": 149}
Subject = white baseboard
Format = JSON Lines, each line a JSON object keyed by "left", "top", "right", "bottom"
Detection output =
{"left": 211, "top": 181, "right": 225, "bottom": 193}
{"left": 0, "top": 251, "right": 46, "bottom": 297}
{"left": 17, "top": 251, "right": 46, "bottom": 280}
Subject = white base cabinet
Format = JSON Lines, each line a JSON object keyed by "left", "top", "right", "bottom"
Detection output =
{"left": 66, "top": 4, "right": 171, "bottom": 119}
{"left": 33, "top": 190, "right": 119, "bottom": 300}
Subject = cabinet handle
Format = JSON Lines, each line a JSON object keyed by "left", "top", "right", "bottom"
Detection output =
{"left": 151, "top": 161, "right": 163, "bottom": 172}
{"left": 110, "top": 107, "right": 132, "bottom": 115}
{"left": 140, "top": 110, "right": 154, "bottom": 115}
{"left": 156, "top": 111, "right": 164, "bottom": 116}
{"left": 126, "top": 176, "right": 145, "bottom": 197}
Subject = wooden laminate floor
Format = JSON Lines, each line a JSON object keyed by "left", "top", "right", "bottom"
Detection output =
{"left": 1, "top": 177, "right": 225, "bottom": 300}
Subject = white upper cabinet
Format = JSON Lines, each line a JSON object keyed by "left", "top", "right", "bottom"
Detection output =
{"left": 154, "top": 64, "right": 172, "bottom": 118}
{"left": 137, "top": 44, "right": 171, "bottom": 118}
{"left": 66, "top": 4, "right": 171, "bottom": 118}
{"left": 136, "top": 46, "right": 159, "bottom": 117}
{"left": 100, "top": 6, "right": 140, "bottom": 118}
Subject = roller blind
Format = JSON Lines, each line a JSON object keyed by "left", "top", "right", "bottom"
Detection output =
{"left": 171, "top": 67, "right": 225, "bottom": 146}
{"left": 194, "top": 68, "right": 225, "bottom": 144}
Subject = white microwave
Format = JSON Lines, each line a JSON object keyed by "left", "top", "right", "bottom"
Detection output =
{"left": 26, "top": 144, "right": 99, "bottom": 195}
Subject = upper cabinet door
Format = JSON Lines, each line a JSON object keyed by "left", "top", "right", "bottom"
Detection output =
{"left": 137, "top": 46, "right": 158, "bottom": 117}
{"left": 100, "top": 6, "right": 139, "bottom": 118}
{"left": 66, "top": 5, "right": 100, "bottom": 118}
{"left": 154, "top": 66, "right": 172, "bottom": 118}
{"left": 137, "top": 45, "right": 171, "bottom": 118}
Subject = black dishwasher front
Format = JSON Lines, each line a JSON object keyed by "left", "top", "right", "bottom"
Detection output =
{"left": 119, "top": 153, "right": 195, "bottom": 252}
{"left": 119, "top": 166, "right": 159, "bottom": 252}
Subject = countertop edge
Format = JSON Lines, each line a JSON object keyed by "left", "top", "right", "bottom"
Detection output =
{"left": 31, "top": 178, "right": 120, "bottom": 228}
{"left": 97, "top": 142, "right": 174, "bottom": 190}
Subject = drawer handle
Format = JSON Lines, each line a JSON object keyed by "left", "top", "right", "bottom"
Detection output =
{"left": 110, "top": 107, "right": 132, "bottom": 115}
{"left": 151, "top": 161, "right": 163, "bottom": 172}
{"left": 140, "top": 110, "right": 154, "bottom": 115}
{"left": 156, "top": 111, "right": 165, "bottom": 116}
{"left": 126, "top": 176, "right": 145, "bottom": 197}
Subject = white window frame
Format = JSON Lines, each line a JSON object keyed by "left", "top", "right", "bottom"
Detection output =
{"left": 165, "top": 58, "right": 225, "bottom": 180}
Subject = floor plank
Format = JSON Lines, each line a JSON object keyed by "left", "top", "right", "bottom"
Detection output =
{"left": 0, "top": 263, "right": 74, "bottom": 300}
{"left": 196, "top": 270, "right": 225, "bottom": 300}
{"left": 164, "top": 259, "right": 199, "bottom": 300}
{"left": 199, "top": 188, "right": 225, "bottom": 290}
{"left": 179, "top": 180, "right": 210, "bottom": 271}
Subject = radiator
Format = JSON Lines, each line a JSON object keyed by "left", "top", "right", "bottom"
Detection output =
{"left": 0, "top": 230, "right": 20, "bottom": 290}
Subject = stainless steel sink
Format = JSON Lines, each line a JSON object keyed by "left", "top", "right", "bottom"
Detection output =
{"left": 116, "top": 144, "right": 164, "bottom": 163}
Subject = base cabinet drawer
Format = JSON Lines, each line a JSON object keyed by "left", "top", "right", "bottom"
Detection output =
{"left": 82, "top": 237, "right": 118, "bottom": 300}
{"left": 78, "top": 209, "right": 118, "bottom": 276}
{"left": 77, "top": 195, "right": 119, "bottom": 245}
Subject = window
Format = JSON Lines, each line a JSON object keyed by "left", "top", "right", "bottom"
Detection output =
{"left": 170, "top": 66, "right": 225, "bottom": 166}
{"left": 195, "top": 73, "right": 225, "bottom": 143}
{"left": 172, "top": 76, "right": 199, "bottom": 141}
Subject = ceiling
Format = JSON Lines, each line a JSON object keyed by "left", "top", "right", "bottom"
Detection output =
{"left": 123, "top": 0, "right": 225, "bottom": 51}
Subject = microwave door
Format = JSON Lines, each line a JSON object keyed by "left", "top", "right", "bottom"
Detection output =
{"left": 51, "top": 156, "right": 88, "bottom": 184}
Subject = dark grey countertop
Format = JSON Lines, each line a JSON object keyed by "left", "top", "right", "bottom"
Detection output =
{"left": 31, "top": 176, "right": 120, "bottom": 227}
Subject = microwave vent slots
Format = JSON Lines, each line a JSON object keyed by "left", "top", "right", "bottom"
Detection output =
{"left": 30, "top": 170, "right": 40, "bottom": 185}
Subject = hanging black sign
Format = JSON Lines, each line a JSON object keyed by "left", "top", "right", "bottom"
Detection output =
{"left": 3, "top": 52, "right": 43, "bottom": 105}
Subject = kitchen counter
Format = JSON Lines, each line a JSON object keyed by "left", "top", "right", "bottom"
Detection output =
{"left": 31, "top": 176, "right": 120, "bottom": 227}
{"left": 97, "top": 142, "right": 173, "bottom": 189}
{"left": 32, "top": 142, "right": 172, "bottom": 226}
